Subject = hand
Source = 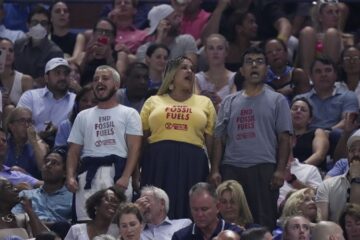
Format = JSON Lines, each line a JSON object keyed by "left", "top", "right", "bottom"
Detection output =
{"left": 66, "top": 176, "right": 79, "bottom": 193}
{"left": 38, "top": 121, "right": 57, "bottom": 140}
{"left": 114, "top": 43, "right": 130, "bottom": 54}
{"left": 156, "top": 19, "right": 171, "bottom": 39}
{"left": 208, "top": 170, "right": 222, "bottom": 186}
{"left": 116, "top": 176, "right": 129, "bottom": 190}
{"left": 350, "top": 160, "right": 360, "bottom": 179}
{"left": 20, "top": 196, "right": 33, "bottom": 213}
{"left": 27, "top": 125, "right": 38, "bottom": 144}
{"left": 344, "top": 112, "right": 359, "bottom": 133}
{"left": 270, "top": 170, "right": 285, "bottom": 190}
{"left": 135, "top": 196, "right": 151, "bottom": 215}
{"left": 10, "top": 165, "right": 27, "bottom": 173}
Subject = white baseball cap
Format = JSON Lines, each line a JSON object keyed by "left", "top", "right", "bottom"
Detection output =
{"left": 347, "top": 128, "right": 360, "bottom": 149}
{"left": 45, "top": 57, "right": 70, "bottom": 74}
{"left": 147, "top": 4, "right": 174, "bottom": 36}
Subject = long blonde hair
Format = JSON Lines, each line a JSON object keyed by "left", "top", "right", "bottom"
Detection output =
{"left": 310, "top": 0, "right": 340, "bottom": 32}
{"left": 157, "top": 56, "right": 192, "bottom": 95}
{"left": 216, "top": 180, "right": 253, "bottom": 226}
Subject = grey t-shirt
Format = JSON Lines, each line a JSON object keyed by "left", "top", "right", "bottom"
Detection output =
{"left": 215, "top": 87, "right": 293, "bottom": 167}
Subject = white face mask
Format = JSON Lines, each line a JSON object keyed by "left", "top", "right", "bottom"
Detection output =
{"left": 28, "top": 24, "right": 47, "bottom": 40}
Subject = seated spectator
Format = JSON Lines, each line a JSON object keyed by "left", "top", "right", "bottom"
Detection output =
{"left": 108, "top": 0, "right": 149, "bottom": 78}
{"left": 264, "top": 38, "right": 310, "bottom": 100}
{"left": 116, "top": 202, "right": 143, "bottom": 240}
{"left": 116, "top": 62, "right": 149, "bottom": 113}
{"left": 290, "top": 98, "right": 329, "bottom": 169}
{"left": 294, "top": 57, "right": 359, "bottom": 158}
{"left": 49, "top": 1, "right": 82, "bottom": 63}
{"left": 312, "top": 221, "right": 345, "bottom": 240}
{"left": 145, "top": 43, "right": 169, "bottom": 92}
{"left": 79, "top": 18, "right": 117, "bottom": 86}
{"left": 0, "top": 37, "right": 33, "bottom": 120}
{"left": 316, "top": 128, "right": 360, "bottom": 222}
{"left": 135, "top": 185, "right": 191, "bottom": 240}
{"left": 202, "top": 0, "right": 291, "bottom": 46}
{"left": 281, "top": 188, "right": 320, "bottom": 224}
{"left": 172, "top": 182, "right": 242, "bottom": 240}
{"left": 12, "top": 147, "right": 72, "bottom": 239}
{"left": 336, "top": 46, "right": 360, "bottom": 105}
{"left": 65, "top": 187, "right": 126, "bottom": 239}
{"left": 225, "top": 11, "right": 258, "bottom": 72}
{"left": 279, "top": 149, "right": 322, "bottom": 207}
{"left": 136, "top": 4, "right": 197, "bottom": 64}
{"left": 339, "top": 203, "right": 360, "bottom": 240}
{"left": 0, "top": 127, "right": 42, "bottom": 188}
{"left": 215, "top": 230, "right": 241, "bottom": 240}
{"left": 109, "top": 0, "right": 148, "bottom": 55}
{"left": 282, "top": 215, "right": 311, "bottom": 240}
{"left": 240, "top": 227, "right": 272, "bottom": 240}
{"left": 216, "top": 180, "right": 253, "bottom": 228}
{"left": 0, "top": 2, "right": 25, "bottom": 43}
{"left": 181, "top": 0, "right": 210, "bottom": 46}
{"left": 0, "top": 177, "right": 49, "bottom": 239}
{"left": 5, "top": 107, "right": 49, "bottom": 179}
{"left": 14, "top": 5, "right": 63, "bottom": 87}
{"left": 195, "top": 34, "right": 236, "bottom": 111}
{"left": 17, "top": 57, "right": 76, "bottom": 145}
{"left": 299, "top": 0, "right": 343, "bottom": 75}
{"left": 54, "top": 84, "right": 96, "bottom": 147}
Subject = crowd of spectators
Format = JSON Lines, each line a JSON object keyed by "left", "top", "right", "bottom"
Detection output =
{"left": 0, "top": 0, "right": 360, "bottom": 239}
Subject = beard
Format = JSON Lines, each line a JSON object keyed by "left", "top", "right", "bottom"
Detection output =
{"left": 94, "top": 86, "right": 117, "bottom": 102}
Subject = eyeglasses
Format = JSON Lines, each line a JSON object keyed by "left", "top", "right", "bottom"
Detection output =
{"left": 244, "top": 58, "right": 265, "bottom": 66}
{"left": 30, "top": 20, "right": 49, "bottom": 27}
{"left": 12, "top": 118, "right": 34, "bottom": 125}
{"left": 343, "top": 56, "right": 360, "bottom": 62}
{"left": 94, "top": 28, "right": 114, "bottom": 37}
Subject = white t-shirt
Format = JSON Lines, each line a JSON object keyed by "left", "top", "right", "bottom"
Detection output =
{"left": 65, "top": 223, "right": 119, "bottom": 240}
{"left": 68, "top": 104, "right": 142, "bottom": 158}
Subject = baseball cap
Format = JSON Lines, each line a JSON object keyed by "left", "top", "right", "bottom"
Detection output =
{"left": 347, "top": 129, "right": 360, "bottom": 149}
{"left": 45, "top": 57, "right": 70, "bottom": 74}
{"left": 147, "top": 4, "right": 174, "bottom": 36}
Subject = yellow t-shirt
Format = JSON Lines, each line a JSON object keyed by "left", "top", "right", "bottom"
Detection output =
{"left": 140, "top": 94, "right": 216, "bottom": 148}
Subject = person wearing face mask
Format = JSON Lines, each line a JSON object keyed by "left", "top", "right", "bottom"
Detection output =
{"left": 14, "top": 5, "right": 63, "bottom": 87}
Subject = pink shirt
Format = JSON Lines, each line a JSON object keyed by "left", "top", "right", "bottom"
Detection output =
{"left": 116, "top": 26, "right": 148, "bottom": 54}
{"left": 181, "top": 9, "right": 210, "bottom": 40}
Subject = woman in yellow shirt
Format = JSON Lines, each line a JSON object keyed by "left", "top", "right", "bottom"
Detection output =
{"left": 140, "top": 56, "right": 216, "bottom": 219}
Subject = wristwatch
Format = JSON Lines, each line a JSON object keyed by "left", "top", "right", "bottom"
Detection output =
{"left": 351, "top": 177, "right": 360, "bottom": 184}
{"left": 287, "top": 174, "right": 297, "bottom": 184}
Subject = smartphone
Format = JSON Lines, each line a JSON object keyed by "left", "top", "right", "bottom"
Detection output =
{"left": 0, "top": 48, "right": 6, "bottom": 73}
{"left": 97, "top": 36, "right": 109, "bottom": 45}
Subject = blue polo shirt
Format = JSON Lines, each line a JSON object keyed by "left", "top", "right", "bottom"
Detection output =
{"left": 172, "top": 219, "right": 242, "bottom": 240}
{"left": 295, "top": 88, "right": 359, "bottom": 130}
{"left": 12, "top": 186, "right": 72, "bottom": 223}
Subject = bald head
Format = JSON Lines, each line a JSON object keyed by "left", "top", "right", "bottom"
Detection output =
{"left": 312, "top": 221, "right": 345, "bottom": 240}
{"left": 216, "top": 230, "right": 240, "bottom": 240}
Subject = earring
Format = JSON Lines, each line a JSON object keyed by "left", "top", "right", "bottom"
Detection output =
{"left": 169, "top": 84, "right": 174, "bottom": 91}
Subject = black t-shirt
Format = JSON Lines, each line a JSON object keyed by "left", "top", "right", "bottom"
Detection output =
{"left": 51, "top": 31, "right": 77, "bottom": 56}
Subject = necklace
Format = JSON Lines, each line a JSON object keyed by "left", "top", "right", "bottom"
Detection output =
{"left": 1, "top": 214, "right": 15, "bottom": 223}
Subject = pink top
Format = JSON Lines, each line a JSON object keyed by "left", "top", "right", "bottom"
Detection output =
{"left": 116, "top": 26, "right": 148, "bottom": 54}
{"left": 181, "top": 9, "right": 210, "bottom": 40}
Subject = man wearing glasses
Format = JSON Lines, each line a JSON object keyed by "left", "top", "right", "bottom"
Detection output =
{"left": 14, "top": 5, "right": 63, "bottom": 87}
{"left": 210, "top": 47, "right": 292, "bottom": 230}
